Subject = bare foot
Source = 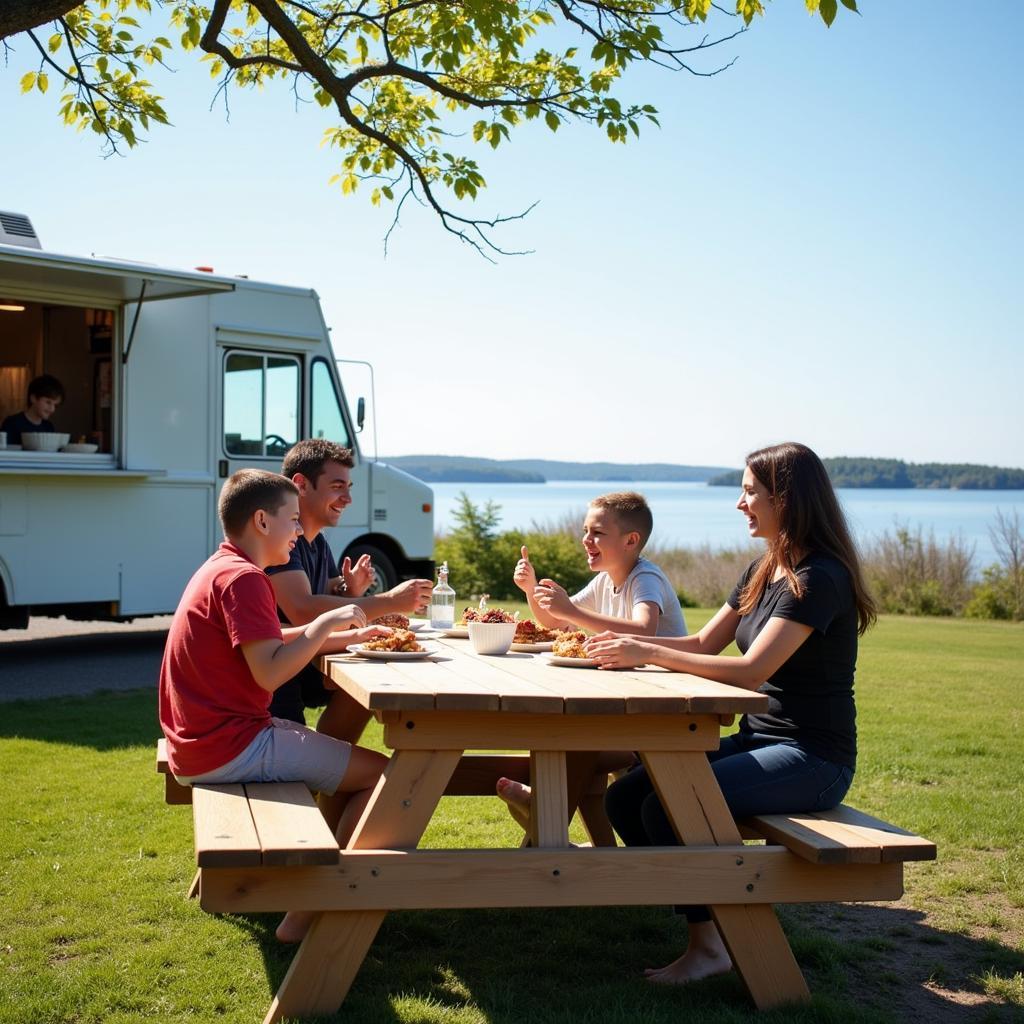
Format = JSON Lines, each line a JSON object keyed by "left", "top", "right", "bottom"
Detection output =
{"left": 276, "top": 911, "right": 315, "bottom": 944}
{"left": 496, "top": 776, "right": 531, "bottom": 830}
{"left": 644, "top": 922, "right": 733, "bottom": 985}
{"left": 644, "top": 947, "right": 733, "bottom": 985}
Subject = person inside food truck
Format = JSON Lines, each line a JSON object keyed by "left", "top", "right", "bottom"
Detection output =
{"left": 2, "top": 374, "right": 64, "bottom": 445}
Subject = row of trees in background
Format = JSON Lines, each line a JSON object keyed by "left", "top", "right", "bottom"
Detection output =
{"left": 436, "top": 495, "right": 1024, "bottom": 621}
{"left": 709, "top": 458, "right": 1024, "bottom": 490}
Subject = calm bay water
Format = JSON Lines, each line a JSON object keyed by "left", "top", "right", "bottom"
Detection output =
{"left": 431, "top": 480, "right": 1024, "bottom": 570}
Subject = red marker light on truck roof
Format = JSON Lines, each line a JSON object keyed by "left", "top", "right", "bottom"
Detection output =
{"left": 195, "top": 266, "right": 214, "bottom": 273}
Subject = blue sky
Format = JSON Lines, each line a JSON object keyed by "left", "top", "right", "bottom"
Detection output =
{"left": 2, "top": 3, "right": 1021, "bottom": 470}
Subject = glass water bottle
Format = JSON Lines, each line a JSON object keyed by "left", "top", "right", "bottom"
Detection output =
{"left": 429, "top": 561, "right": 456, "bottom": 629}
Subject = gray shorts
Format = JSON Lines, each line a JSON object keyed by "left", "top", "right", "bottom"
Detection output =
{"left": 174, "top": 717, "right": 351, "bottom": 794}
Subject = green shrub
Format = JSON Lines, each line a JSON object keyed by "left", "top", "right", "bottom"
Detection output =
{"left": 966, "top": 565, "right": 1022, "bottom": 621}
{"left": 434, "top": 493, "right": 590, "bottom": 601}
{"left": 863, "top": 524, "right": 975, "bottom": 616}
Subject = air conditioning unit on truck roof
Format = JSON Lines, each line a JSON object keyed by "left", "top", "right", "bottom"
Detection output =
{"left": 0, "top": 225, "right": 433, "bottom": 629}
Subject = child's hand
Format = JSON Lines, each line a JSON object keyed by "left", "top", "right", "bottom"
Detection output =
{"left": 534, "top": 579, "right": 573, "bottom": 618}
{"left": 513, "top": 545, "right": 537, "bottom": 593}
{"left": 340, "top": 554, "right": 374, "bottom": 597}
{"left": 323, "top": 603, "right": 367, "bottom": 632}
{"left": 343, "top": 625, "right": 392, "bottom": 647}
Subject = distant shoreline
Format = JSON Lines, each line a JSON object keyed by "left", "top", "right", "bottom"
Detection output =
{"left": 384, "top": 455, "right": 1024, "bottom": 490}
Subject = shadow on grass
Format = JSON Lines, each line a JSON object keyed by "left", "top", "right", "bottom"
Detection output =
{"left": 0, "top": 687, "right": 160, "bottom": 751}
{"left": 228, "top": 897, "right": 1024, "bottom": 1023}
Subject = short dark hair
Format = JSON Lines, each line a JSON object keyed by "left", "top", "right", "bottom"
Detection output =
{"left": 281, "top": 438, "right": 354, "bottom": 485}
{"left": 590, "top": 491, "right": 653, "bottom": 549}
{"left": 28, "top": 374, "right": 64, "bottom": 402}
{"left": 218, "top": 469, "right": 298, "bottom": 538}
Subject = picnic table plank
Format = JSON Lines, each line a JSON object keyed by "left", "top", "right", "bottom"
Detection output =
{"left": 425, "top": 641, "right": 564, "bottom": 713}
{"left": 474, "top": 649, "right": 705, "bottom": 714}
{"left": 245, "top": 783, "right": 340, "bottom": 866}
{"left": 383, "top": 710, "right": 720, "bottom": 752}
{"left": 746, "top": 805, "right": 937, "bottom": 864}
{"left": 441, "top": 638, "right": 625, "bottom": 714}
{"left": 321, "top": 654, "right": 438, "bottom": 711}
{"left": 192, "top": 784, "right": 262, "bottom": 868}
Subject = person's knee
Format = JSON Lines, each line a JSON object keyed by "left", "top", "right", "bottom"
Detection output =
{"left": 316, "top": 693, "right": 372, "bottom": 739}
{"left": 639, "top": 792, "right": 678, "bottom": 846}
{"left": 338, "top": 746, "right": 388, "bottom": 792}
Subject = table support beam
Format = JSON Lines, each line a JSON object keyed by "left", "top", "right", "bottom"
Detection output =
{"left": 263, "top": 748, "right": 462, "bottom": 1024}
{"left": 200, "top": 848, "right": 903, "bottom": 913}
{"left": 642, "top": 751, "right": 812, "bottom": 1009}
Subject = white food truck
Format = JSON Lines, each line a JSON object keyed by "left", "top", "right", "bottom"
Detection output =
{"left": 0, "top": 212, "right": 434, "bottom": 629}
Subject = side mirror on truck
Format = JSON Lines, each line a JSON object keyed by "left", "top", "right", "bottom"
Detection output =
{"left": 356, "top": 396, "right": 366, "bottom": 433}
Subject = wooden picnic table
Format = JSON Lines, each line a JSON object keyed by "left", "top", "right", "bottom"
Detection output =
{"left": 196, "top": 633, "right": 913, "bottom": 1023}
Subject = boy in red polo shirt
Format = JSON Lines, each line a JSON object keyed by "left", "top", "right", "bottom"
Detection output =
{"left": 159, "top": 468, "right": 388, "bottom": 942}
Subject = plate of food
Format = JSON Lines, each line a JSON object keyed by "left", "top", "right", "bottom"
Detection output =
{"left": 544, "top": 654, "right": 600, "bottom": 668}
{"left": 440, "top": 625, "right": 470, "bottom": 638}
{"left": 511, "top": 619, "right": 559, "bottom": 652}
{"left": 544, "top": 630, "right": 598, "bottom": 667}
{"left": 349, "top": 628, "right": 434, "bottom": 661}
{"left": 349, "top": 646, "right": 434, "bottom": 661}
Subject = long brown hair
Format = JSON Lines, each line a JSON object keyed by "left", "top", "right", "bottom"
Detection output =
{"left": 737, "top": 442, "right": 877, "bottom": 635}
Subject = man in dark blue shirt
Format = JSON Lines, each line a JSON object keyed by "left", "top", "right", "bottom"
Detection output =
{"left": 267, "top": 439, "right": 433, "bottom": 739}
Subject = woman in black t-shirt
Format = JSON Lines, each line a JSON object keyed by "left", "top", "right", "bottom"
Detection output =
{"left": 589, "top": 442, "right": 877, "bottom": 988}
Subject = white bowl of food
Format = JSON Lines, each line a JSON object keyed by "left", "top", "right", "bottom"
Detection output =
{"left": 467, "top": 620, "right": 518, "bottom": 655}
{"left": 61, "top": 442, "right": 99, "bottom": 454}
{"left": 22, "top": 432, "right": 71, "bottom": 452}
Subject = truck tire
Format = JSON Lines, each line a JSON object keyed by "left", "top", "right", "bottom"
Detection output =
{"left": 345, "top": 544, "right": 397, "bottom": 596}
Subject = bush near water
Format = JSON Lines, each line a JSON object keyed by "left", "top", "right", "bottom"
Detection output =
{"left": 436, "top": 495, "right": 1024, "bottom": 620}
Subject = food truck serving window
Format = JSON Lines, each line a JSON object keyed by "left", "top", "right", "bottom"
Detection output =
{"left": 223, "top": 351, "right": 299, "bottom": 458}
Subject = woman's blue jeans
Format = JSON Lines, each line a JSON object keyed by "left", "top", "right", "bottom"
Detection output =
{"left": 604, "top": 730, "right": 854, "bottom": 922}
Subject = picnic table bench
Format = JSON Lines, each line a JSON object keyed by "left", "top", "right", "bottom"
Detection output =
{"left": 157, "top": 635, "right": 935, "bottom": 1023}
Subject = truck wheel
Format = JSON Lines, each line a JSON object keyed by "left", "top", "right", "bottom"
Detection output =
{"left": 345, "top": 545, "right": 397, "bottom": 596}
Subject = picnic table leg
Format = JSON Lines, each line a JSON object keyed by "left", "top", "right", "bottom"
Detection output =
{"left": 530, "top": 750, "right": 569, "bottom": 847}
{"left": 566, "top": 752, "right": 615, "bottom": 847}
{"left": 262, "top": 748, "right": 463, "bottom": 1024}
{"left": 642, "top": 750, "right": 811, "bottom": 1009}
{"left": 186, "top": 869, "right": 200, "bottom": 900}
{"left": 519, "top": 753, "right": 611, "bottom": 848}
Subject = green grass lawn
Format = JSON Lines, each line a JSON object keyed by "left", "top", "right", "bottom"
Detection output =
{"left": 1, "top": 612, "right": 1022, "bottom": 1023}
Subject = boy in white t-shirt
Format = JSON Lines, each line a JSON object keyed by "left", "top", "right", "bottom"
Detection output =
{"left": 513, "top": 491, "right": 687, "bottom": 638}
{"left": 499, "top": 492, "right": 687, "bottom": 825}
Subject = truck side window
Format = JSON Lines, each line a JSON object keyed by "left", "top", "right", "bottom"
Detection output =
{"left": 224, "top": 351, "right": 299, "bottom": 457}
{"left": 311, "top": 359, "right": 351, "bottom": 447}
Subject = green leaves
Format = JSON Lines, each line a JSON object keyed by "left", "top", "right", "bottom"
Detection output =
{"left": 736, "top": 0, "right": 765, "bottom": 25}
{"left": 806, "top": 0, "right": 857, "bottom": 25}
{"left": 16, "top": 0, "right": 858, "bottom": 250}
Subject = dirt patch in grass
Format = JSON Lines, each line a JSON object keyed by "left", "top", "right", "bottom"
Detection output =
{"left": 785, "top": 899, "right": 1024, "bottom": 1023}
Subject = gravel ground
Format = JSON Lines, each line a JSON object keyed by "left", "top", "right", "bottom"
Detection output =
{"left": 0, "top": 616, "right": 171, "bottom": 703}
